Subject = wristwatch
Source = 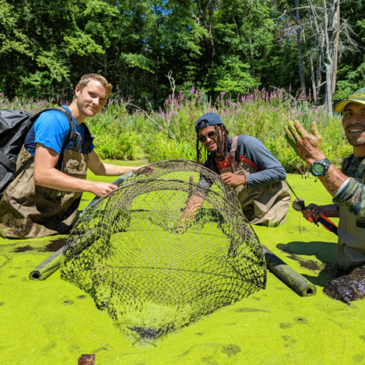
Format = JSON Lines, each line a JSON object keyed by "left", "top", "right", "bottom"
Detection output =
{"left": 309, "top": 158, "right": 331, "bottom": 176}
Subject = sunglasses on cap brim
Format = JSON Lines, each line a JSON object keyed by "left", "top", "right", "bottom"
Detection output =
{"left": 198, "top": 131, "right": 218, "bottom": 143}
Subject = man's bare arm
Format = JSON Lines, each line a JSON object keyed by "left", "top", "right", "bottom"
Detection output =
{"left": 34, "top": 144, "right": 117, "bottom": 197}
{"left": 87, "top": 150, "right": 140, "bottom": 176}
{"left": 180, "top": 194, "right": 205, "bottom": 225}
{"left": 285, "top": 120, "right": 348, "bottom": 197}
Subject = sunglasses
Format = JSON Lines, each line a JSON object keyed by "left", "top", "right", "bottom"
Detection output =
{"left": 198, "top": 131, "right": 217, "bottom": 143}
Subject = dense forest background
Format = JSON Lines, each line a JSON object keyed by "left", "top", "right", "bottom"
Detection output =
{"left": 0, "top": 0, "right": 364, "bottom": 108}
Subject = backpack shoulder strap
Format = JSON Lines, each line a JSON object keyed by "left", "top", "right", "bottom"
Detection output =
{"left": 0, "top": 151, "right": 16, "bottom": 172}
{"left": 31, "top": 107, "right": 77, "bottom": 169}
{"left": 32, "top": 107, "right": 76, "bottom": 147}
{"left": 230, "top": 136, "right": 239, "bottom": 173}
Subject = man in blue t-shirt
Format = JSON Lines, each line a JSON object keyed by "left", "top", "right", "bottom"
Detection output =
{"left": 0, "top": 73, "right": 143, "bottom": 238}
{"left": 28, "top": 74, "right": 140, "bottom": 197}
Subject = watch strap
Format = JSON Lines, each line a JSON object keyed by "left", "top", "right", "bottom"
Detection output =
{"left": 310, "top": 158, "right": 331, "bottom": 176}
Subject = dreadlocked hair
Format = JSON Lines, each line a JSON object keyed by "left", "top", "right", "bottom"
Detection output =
{"left": 215, "top": 125, "right": 231, "bottom": 157}
{"left": 196, "top": 120, "right": 208, "bottom": 165}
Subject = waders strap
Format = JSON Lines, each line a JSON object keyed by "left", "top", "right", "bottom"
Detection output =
{"left": 80, "top": 123, "right": 94, "bottom": 154}
{"left": 71, "top": 132, "right": 82, "bottom": 152}
{"left": 230, "top": 136, "right": 238, "bottom": 173}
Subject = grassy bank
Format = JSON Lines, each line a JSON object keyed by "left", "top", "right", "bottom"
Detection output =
{"left": 1, "top": 89, "right": 351, "bottom": 173}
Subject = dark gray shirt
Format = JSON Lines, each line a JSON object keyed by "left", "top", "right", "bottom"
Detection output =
{"left": 202, "top": 135, "right": 286, "bottom": 189}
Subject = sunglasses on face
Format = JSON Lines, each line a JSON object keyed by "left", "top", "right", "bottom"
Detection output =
{"left": 198, "top": 131, "right": 218, "bottom": 143}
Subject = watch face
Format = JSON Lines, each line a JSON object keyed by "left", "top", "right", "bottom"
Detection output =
{"left": 312, "top": 163, "right": 325, "bottom": 175}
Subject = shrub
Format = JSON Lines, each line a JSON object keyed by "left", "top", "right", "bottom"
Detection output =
{"left": 2, "top": 89, "right": 350, "bottom": 173}
{"left": 143, "top": 134, "right": 195, "bottom": 162}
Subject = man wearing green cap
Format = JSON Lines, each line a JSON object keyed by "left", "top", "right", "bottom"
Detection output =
{"left": 285, "top": 87, "right": 365, "bottom": 269}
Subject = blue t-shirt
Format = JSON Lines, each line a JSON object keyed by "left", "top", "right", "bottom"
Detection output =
{"left": 24, "top": 106, "right": 95, "bottom": 155}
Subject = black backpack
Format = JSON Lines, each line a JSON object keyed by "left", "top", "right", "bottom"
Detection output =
{"left": 0, "top": 107, "right": 77, "bottom": 196}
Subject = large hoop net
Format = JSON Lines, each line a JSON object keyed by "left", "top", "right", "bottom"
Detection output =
{"left": 61, "top": 160, "right": 266, "bottom": 343}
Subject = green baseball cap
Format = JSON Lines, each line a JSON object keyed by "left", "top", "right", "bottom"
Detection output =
{"left": 335, "top": 87, "right": 365, "bottom": 113}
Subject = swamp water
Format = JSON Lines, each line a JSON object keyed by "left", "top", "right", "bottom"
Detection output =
{"left": 61, "top": 217, "right": 264, "bottom": 345}
{"left": 2, "top": 172, "right": 365, "bottom": 364}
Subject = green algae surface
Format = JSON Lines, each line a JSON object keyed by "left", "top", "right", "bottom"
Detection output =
{"left": 1, "top": 165, "right": 365, "bottom": 364}
{"left": 61, "top": 198, "right": 264, "bottom": 345}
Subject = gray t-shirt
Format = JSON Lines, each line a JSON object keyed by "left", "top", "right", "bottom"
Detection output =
{"left": 201, "top": 135, "right": 286, "bottom": 189}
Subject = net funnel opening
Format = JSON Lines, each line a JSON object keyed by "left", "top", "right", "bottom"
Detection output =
{"left": 61, "top": 161, "right": 266, "bottom": 343}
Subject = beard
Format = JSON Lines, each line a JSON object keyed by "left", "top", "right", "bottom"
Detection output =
{"left": 346, "top": 135, "right": 365, "bottom": 146}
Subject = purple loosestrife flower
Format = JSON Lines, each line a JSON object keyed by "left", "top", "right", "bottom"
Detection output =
{"left": 190, "top": 86, "right": 195, "bottom": 94}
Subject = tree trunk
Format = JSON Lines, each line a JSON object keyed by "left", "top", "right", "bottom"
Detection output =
{"left": 322, "top": 0, "right": 333, "bottom": 115}
{"left": 295, "top": 0, "right": 306, "bottom": 91}
{"left": 329, "top": 0, "right": 340, "bottom": 97}
{"left": 307, "top": 0, "right": 324, "bottom": 105}
{"left": 316, "top": 40, "right": 323, "bottom": 105}
{"left": 309, "top": 52, "right": 317, "bottom": 103}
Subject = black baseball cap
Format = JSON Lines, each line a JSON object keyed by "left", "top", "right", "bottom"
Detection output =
{"left": 195, "top": 113, "right": 224, "bottom": 133}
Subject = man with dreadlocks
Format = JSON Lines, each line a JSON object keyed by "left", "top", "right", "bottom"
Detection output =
{"left": 182, "top": 112, "right": 291, "bottom": 227}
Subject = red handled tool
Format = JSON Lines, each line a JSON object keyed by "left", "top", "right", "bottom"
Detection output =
{"left": 292, "top": 197, "right": 338, "bottom": 236}
{"left": 285, "top": 180, "right": 338, "bottom": 236}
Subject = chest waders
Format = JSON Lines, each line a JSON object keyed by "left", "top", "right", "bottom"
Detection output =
{"left": 337, "top": 158, "right": 365, "bottom": 269}
{"left": 0, "top": 132, "right": 93, "bottom": 238}
{"left": 216, "top": 136, "right": 291, "bottom": 227}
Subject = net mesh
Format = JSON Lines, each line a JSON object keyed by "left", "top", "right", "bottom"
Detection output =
{"left": 61, "top": 160, "right": 266, "bottom": 343}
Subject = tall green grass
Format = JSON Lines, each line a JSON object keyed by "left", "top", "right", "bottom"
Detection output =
{"left": 0, "top": 89, "right": 351, "bottom": 173}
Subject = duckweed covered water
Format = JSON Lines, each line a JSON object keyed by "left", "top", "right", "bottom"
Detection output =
{"left": 1, "top": 168, "right": 365, "bottom": 364}
{"left": 61, "top": 186, "right": 265, "bottom": 345}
